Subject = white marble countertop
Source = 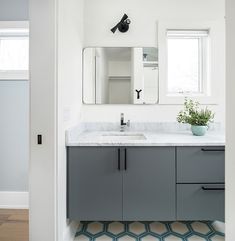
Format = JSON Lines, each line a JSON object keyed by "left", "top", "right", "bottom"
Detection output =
{"left": 66, "top": 130, "right": 225, "bottom": 147}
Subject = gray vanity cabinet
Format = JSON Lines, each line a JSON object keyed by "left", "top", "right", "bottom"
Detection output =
{"left": 176, "top": 146, "right": 225, "bottom": 221}
{"left": 123, "top": 147, "right": 175, "bottom": 221}
{"left": 177, "top": 146, "right": 225, "bottom": 183}
{"left": 67, "top": 145, "right": 225, "bottom": 221}
{"left": 67, "top": 147, "right": 123, "bottom": 220}
{"left": 67, "top": 146, "right": 175, "bottom": 221}
{"left": 177, "top": 184, "right": 225, "bottom": 221}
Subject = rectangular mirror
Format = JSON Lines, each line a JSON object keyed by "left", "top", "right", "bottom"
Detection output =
{"left": 83, "top": 47, "right": 158, "bottom": 104}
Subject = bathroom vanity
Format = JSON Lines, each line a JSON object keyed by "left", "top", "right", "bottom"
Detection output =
{"left": 66, "top": 127, "right": 225, "bottom": 222}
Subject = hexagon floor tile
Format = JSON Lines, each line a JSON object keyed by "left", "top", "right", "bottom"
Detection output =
{"left": 191, "top": 222, "right": 211, "bottom": 235}
{"left": 129, "top": 222, "right": 146, "bottom": 235}
{"left": 75, "top": 221, "right": 225, "bottom": 240}
{"left": 108, "top": 221, "right": 125, "bottom": 235}
{"left": 170, "top": 222, "right": 189, "bottom": 235}
{"left": 149, "top": 221, "right": 168, "bottom": 235}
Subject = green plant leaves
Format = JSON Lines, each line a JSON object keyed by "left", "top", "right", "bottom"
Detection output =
{"left": 177, "top": 98, "right": 214, "bottom": 126}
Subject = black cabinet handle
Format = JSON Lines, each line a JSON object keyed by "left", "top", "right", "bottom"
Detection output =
{"left": 118, "top": 148, "right": 121, "bottom": 170}
{"left": 201, "top": 148, "right": 225, "bottom": 152}
{"left": 124, "top": 149, "right": 127, "bottom": 170}
{"left": 202, "top": 186, "right": 225, "bottom": 191}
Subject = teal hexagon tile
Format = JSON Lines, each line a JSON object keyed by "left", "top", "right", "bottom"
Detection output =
{"left": 75, "top": 221, "right": 224, "bottom": 240}
{"left": 210, "top": 234, "right": 225, "bottom": 241}
{"left": 128, "top": 222, "right": 146, "bottom": 235}
{"left": 108, "top": 221, "right": 125, "bottom": 235}
{"left": 95, "top": 234, "right": 113, "bottom": 241}
{"left": 211, "top": 221, "right": 225, "bottom": 234}
{"left": 76, "top": 222, "right": 84, "bottom": 234}
{"left": 140, "top": 234, "right": 160, "bottom": 241}
{"left": 191, "top": 221, "right": 211, "bottom": 235}
{"left": 117, "top": 234, "right": 136, "bottom": 241}
{"left": 74, "top": 234, "right": 90, "bottom": 241}
{"left": 170, "top": 222, "right": 189, "bottom": 235}
{"left": 163, "top": 234, "right": 183, "bottom": 241}
{"left": 86, "top": 221, "right": 104, "bottom": 235}
{"left": 149, "top": 222, "right": 168, "bottom": 235}
{"left": 187, "top": 234, "right": 207, "bottom": 241}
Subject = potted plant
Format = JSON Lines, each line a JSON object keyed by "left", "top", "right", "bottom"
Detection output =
{"left": 177, "top": 98, "right": 215, "bottom": 136}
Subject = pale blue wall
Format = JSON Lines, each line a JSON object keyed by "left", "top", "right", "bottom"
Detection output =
{"left": 0, "top": 0, "right": 28, "bottom": 21}
{"left": 0, "top": 0, "right": 29, "bottom": 191}
{"left": 0, "top": 81, "right": 29, "bottom": 191}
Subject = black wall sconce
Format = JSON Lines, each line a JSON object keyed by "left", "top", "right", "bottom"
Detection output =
{"left": 111, "top": 14, "right": 131, "bottom": 33}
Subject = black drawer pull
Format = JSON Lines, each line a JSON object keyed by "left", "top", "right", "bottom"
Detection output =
{"left": 118, "top": 148, "right": 121, "bottom": 170}
{"left": 201, "top": 148, "right": 225, "bottom": 152}
{"left": 124, "top": 148, "right": 127, "bottom": 170}
{"left": 202, "top": 186, "right": 225, "bottom": 191}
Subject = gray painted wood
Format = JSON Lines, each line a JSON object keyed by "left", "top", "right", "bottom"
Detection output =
{"left": 67, "top": 147, "right": 122, "bottom": 220}
{"left": 177, "top": 146, "right": 225, "bottom": 183}
{"left": 177, "top": 184, "right": 225, "bottom": 221}
{"left": 123, "top": 147, "right": 176, "bottom": 221}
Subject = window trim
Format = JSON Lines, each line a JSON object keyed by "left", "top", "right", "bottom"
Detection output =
{"left": 0, "top": 21, "right": 29, "bottom": 80}
{"left": 158, "top": 20, "right": 225, "bottom": 105}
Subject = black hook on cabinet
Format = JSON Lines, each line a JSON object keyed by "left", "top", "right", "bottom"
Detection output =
{"left": 135, "top": 89, "right": 142, "bottom": 99}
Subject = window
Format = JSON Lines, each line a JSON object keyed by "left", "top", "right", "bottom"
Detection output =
{"left": 0, "top": 28, "right": 29, "bottom": 79}
{"left": 167, "top": 30, "right": 209, "bottom": 95}
{"left": 158, "top": 21, "right": 224, "bottom": 104}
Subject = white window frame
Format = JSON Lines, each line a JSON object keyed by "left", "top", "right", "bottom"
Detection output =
{"left": 0, "top": 21, "right": 29, "bottom": 80}
{"left": 158, "top": 20, "right": 225, "bottom": 104}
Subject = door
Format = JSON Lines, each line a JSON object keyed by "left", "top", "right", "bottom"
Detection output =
{"left": 67, "top": 147, "right": 122, "bottom": 220}
{"left": 123, "top": 147, "right": 176, "bottom": 220}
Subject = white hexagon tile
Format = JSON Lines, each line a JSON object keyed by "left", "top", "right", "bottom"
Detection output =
{"left": 75, "top": 221, "right": 224, "bottom": 241}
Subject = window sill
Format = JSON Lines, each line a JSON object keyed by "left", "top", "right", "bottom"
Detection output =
{"left": 158, "top": 95, "right": 219, "bottom": 105}
{"left": 0, "top": 71, "right": 29, "bottom": 80}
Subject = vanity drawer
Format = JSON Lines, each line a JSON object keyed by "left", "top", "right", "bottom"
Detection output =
{"left": 177, "top": 184, "right": 225, "bottom": 221}
{"left": 177, "top": 146, "right": 225, "bottom": 183}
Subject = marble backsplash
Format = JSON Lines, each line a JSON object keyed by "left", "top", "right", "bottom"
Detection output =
{"left": 66, "top": 122, "right": 223, "bottom": 140}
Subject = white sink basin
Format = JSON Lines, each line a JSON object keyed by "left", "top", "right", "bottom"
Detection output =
{"left": 101, "top": 132, "right": 146, "bottom": 141}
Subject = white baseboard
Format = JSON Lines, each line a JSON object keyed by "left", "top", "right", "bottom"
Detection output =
{"left": 0, "top": 191, "right": 29, "bottom": 209}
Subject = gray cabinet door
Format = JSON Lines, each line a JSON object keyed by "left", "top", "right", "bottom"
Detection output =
{"left": 177, "top": 146, "right": 225, "bottom": 183}
{"left": 177, "top": 184, "right": 225, "bottom": 221}
{"left": 67, "top": 147, "right": 122, "bottom": 220}
{"left": 123, "top": 147, "right": 176, "bottom": 221}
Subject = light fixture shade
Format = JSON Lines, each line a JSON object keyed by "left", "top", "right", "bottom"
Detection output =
{"left": 111, "top": 14, "right": 130, "bottom": 34}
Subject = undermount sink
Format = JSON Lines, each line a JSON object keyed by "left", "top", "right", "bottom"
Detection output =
{"left": 101, "top": 132, "right": 147, "bottom": 141}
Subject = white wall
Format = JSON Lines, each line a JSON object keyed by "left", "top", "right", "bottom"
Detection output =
{"left": 83, "top": 48, "right": 95, "bottom": 103}
{"left": 109, "top": 61, "right": 131, "bottom": 76}
{"left": 109, "top": 79, "right": 131, "bottom": 104}
{"left": 57, "top": 0, "right": 84, "bottom": 240}
{"left": 82, "top": 0, "right": 225, "bottom": 124}
{"left": 30, "top": 0, "right": 84, "bottom": 240}
{"left": 96, "top": 48, "right": 108, "bottom": 103}
{"left": 226, "top": 0, "right": 235, "bottom": 239}
{"left": 29, "top": 0, "right": 57, "bottom": 240}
